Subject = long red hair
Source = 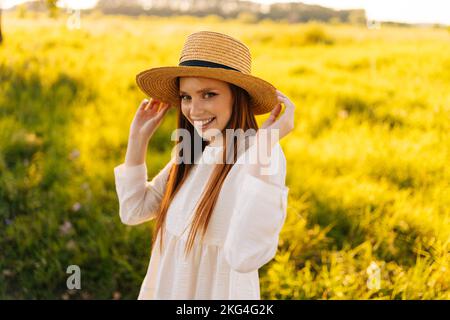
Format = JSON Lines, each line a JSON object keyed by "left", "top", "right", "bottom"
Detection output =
{"left": 151, "top": 77, "right": 259, "bottom": 258}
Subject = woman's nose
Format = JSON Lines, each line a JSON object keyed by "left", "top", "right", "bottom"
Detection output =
{"left": 190, "top": 99, "right": 203, "bottom": 113}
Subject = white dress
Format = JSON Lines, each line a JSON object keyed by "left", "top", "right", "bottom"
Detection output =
{"left": 113, "top": 141, "right": 289, "bottom": 299}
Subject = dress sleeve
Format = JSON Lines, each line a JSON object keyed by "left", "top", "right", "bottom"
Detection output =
{"left": 223, "top": 142, "right": 289, "bottom": 273}
{"left": 113, "top": 157, "right": 174, "bottom": 226}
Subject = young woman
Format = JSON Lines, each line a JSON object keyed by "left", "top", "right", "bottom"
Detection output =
{"left": 114, "top": 31, "right": 295, "bottom": 299}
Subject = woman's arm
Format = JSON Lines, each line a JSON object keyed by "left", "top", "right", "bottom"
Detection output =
{"left": 223, "top": 89, "right": 295, "bottom": 273}
{"left": 114, "top": 156, "right": 173, "bottom": 226}
{"left": 114, "top": 98, "right": 173, "bottom": 225}
{"left": 223, "top": 143, "right": 289, "bottom": 273}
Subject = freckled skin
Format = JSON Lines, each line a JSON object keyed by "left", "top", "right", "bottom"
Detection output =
{"left": 179, "top": 77, "right": 233, "bottom": 146}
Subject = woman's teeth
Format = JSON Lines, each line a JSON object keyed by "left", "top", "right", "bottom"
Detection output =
{"left": 195, "top": 117, "right": 215, "bottom": 127}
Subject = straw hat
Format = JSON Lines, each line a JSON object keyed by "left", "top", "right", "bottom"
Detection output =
{"left": 135, "top": 30, "right": 278, "bottom": 115}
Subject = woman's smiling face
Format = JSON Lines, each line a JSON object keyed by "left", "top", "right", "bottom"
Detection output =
{"left": 179, "top": 77, "right": 233, "bottom": 144}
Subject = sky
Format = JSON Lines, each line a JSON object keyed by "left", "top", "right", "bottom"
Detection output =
{"left": 256, "top": 0, "right": 450, "bottom": 25}
{"left": 1, "top": 0, "right": 449, "bottom": 25}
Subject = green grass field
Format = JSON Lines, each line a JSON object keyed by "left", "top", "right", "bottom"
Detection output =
{"left": 0, "top": 11, "right": 449, "bottom": 299}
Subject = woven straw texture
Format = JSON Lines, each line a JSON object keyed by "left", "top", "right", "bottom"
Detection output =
{"left": 136, "top": 31, "right": 278, "bottom": 115}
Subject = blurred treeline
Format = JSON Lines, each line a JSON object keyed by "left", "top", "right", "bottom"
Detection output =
{"left": 5, "top": 0, "right": 367, "bottom": 24}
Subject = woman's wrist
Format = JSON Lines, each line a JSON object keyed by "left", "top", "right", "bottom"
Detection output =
{"left": 128, "top": 131, "right": 150, "bottom": 143}
{"left": 243, "top": 136, "right": 280, "bottom": 186}
{"left": 125, "top": 135, "right": 150, "bottom": 166}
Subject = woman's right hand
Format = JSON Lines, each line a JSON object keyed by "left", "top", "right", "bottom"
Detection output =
{"left": 129, "top": 98, "right": 173, "bottom": 142}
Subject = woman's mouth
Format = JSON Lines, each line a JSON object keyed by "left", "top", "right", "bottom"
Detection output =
{"left": 194, "top": 117, "right": 216, "bottom": 129}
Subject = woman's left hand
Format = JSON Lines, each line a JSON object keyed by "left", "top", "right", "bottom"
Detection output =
{"left": 245, "top": 89, "right": 296, "bottom": 181}
{"left": 256, "top": 89, "right": 296, "bottom": 154}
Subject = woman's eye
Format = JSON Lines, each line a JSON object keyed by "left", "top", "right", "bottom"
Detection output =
{"left": 179, "top": 92, "right": 217, "bottom": 101}
{"left": 204, "top": 92, "right": 217, "bottom": 98}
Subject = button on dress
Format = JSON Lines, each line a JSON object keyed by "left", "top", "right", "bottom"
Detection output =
{"left": 113, "top": 141, "right": 289, "bottom": 299}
